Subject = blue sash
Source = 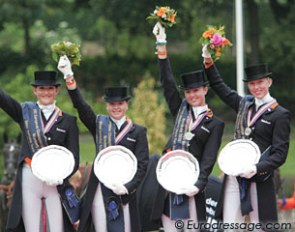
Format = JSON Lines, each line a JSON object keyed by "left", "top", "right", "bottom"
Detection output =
{"left": 234, "top": 96, "right": 254, "bottom": 215}
{"left": 21, "top": 102, "right": 48, "bottom": 155}
{"left": 95, "top": 115, "right": 125, "bottom": 232}
{"left": 171, "top": 100, "right": 190, "bottom": 151}
{"left": 167, "top": 100, "right": 191, "bottom": 220}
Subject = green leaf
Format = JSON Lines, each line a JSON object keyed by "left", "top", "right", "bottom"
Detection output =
{"left": 51, "top": 41, "right": 82, "bottom": 66}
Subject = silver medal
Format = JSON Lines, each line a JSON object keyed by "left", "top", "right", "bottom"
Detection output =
{"left": 184, "top": 132, "right": 194, "bottom": 140}
{"left": 245, "top": 127, "right": 252, "bottom": 137}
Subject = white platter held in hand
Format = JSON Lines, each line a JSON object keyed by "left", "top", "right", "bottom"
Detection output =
{"left": 156, "top": 150, "right": 199, "bottom": 194}
{"left": 31, "top": 145, "right": 75, "bottom": 182}
{"left": 218, "top": 139, "right": 261, "bottom": 176}
{"left": 94, "top": 145, "right": 137, "bottom": 189}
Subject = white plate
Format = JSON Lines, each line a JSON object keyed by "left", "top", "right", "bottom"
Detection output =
{"left": 156, "top": 150, "right": 199, "bottom": 194}
{"left": 94, "top": 145, "right": 137, "bottom": 189}
{"left": 218, "top": 139, "right": 261, "bottom": 176}
{"left": 31, "top": 145, "right": 75, "bottom": 182}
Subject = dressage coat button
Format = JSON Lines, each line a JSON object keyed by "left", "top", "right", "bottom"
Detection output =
{"left": 47, "top": 137, "right": 51, "bottom": 141}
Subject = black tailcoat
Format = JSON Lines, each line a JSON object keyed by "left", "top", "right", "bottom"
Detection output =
{"left": 153, "top": 58, "right": 224, "bottom": 224}
{"left": 204, "top": 64, "right": 291, "bottom": 227}
{"left": 0, "top": 89, "right": 80, "bottom": 232}
{"left": 68, "top": 88, "right": 149, "bottom": 232}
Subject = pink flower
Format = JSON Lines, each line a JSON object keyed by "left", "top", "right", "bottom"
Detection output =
{"left": 210, "top": 33, "right": 223, "bottom": 46}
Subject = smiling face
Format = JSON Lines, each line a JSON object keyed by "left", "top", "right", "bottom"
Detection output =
{"left": 247, "top": 77, "right": 272, "bottom": 99}
{"left": 184, "top": 86, "right": 208, "bottom": 107}
{"left": 32, "top": 86, "right": 60, "bottom": 105}
{"left": 106, "top": 101, "right": 129, "bottom": 120}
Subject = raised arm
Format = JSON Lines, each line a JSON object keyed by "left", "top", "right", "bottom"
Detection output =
{"left": 153, "top": 22, "right": 182, "bottom": 118}
{"left": 58, "top": 55, "right": 97, "bottom": 136}
{"left": 202, "top": 45, "right": 242, "bottom": 113}
{"left": 0, "top": 88, "right": 23, "bottom": 123}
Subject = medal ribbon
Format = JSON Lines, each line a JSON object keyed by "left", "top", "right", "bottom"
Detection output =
{"left": 42, "top": 106, "right": 61, "bottom": 133}
{"left": 108, "top": 200, "right": 120, "bottom": 221}
{"left": 187, "top": 110, "right": 209, "bottom": 133}
{"left": 246, "top": 99, "right": 277, "bottom": 127}
{"left": 115, "top": 117, "right": 133, "bottom": 144}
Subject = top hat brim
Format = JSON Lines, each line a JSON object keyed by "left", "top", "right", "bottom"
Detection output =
{"left": 179, "top": 81, "right": 209, "bottom": 89}
{"left": 243, "top": 72, "right": 272, "bottom": 82}
{"left": 31, "top": 81, "right": 61, "bottom": 87}
{"left": 104, "top": 96, "right": 131, "bottom": 103}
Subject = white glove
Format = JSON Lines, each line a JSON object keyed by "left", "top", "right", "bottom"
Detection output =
{"left": 183, "top": 186, "right": 200, "bottom": 197}
{"left": 112, "top": 183, "right": 128, "bottom": 195}
{"left": 45, "top": 178, "right": 63, "bottom": 186}
{"left": 57, "top": 55, "right": 74, "bottom": 79}
{"left": 152, "top": 22, "right": 167, "bottom": 44}
{"left": 239, "top": 165, "right": 257, "bottom": 179}
{"left": 202, "top": 44, "right": 212, "bottom": 59}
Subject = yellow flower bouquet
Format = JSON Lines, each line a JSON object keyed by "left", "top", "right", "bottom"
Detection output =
{"left": 199, "top": 25, "right": 232, "bottom": 61}
{"left": 146, "top": 6, "right": 177, "bottom": 28}
{"left": 51, "top": 41, "right": 81, "bottom": 66}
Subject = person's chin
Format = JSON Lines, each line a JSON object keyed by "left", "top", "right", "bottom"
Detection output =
{"left": 253, "top": 94, "right": 263, "bottom": 99}
{"left": 190, "top": 102, "right": 200, "bottom": 107}
{"left": 40, "top": 101, "right": 53, "bottom": 105}
{"left": 112, "top": 115, "right": 122, "bottom": 120}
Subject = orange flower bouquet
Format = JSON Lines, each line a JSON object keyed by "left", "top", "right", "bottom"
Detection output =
{"left": 146, "top": 6, "right": 177, "bottom": 28}
{"left": 199, "top": 25, "right": 232, "bottom": 61}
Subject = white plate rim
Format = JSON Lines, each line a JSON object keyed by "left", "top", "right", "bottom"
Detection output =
{"left": 156, "top": 149, "right": 199, "bottom": 194}
{"left": 93, "top": 145, "right": 138, "bottom": 189}
{"left": 31, "top": 145, "right": 75, "bottom": 182}
{"left": 218, "top": 139, "right": 261, "bottom": 176}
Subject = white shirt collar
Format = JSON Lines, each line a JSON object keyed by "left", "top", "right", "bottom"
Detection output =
{"left": 111, "top": 116, "right": 126, "bottom": 130}
{"left": 37, "top": 101, "right": 56, "bottom": 120}
{"left": 192, "top": 105, "right": 208, "bottom": 117}
{"left": 255, "top": 93, "right": 273, "bottom": 110}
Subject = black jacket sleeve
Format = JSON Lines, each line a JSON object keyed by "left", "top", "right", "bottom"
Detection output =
{"left": 158, "top": 58, "right": 183, "bottom": 118}
{"left": 196, "top": 120, "right": 224, "bottom": 190}
{"left": 0, "top": 88, "right": 23, "bottom": 123}
{"left": 204, "top": 64, "right": 242, "bottom": 113}
{"left": 68, "top": 88, "right": 97, "bottom": 137}
{"left": 124, "top": 126, "right": 149, "bottom": 194}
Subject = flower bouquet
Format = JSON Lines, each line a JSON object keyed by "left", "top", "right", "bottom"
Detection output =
{"left": 146, "top": 6, "right": 177, "bottom": 28}
{"left": 51, "top": 41, "right": 81, "bottom": 66}
{"left": 199, "top": 25, "right": 232, "bottom": 61}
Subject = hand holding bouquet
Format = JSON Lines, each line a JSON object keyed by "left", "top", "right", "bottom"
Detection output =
{"left": 199, "top": 25, "right": 232, "bottom": 61}
{"left": 51, "top": 41, "right": 81, "bottom": 66}
{"left": 146, "top": 6, "right": 177, "bottom": 28}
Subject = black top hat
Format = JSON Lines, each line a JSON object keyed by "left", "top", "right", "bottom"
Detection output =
{"left": 243, "top": 63, "right": 272, "bottom": 82}
{"left": 179, "top": 70, "right": 208, "bottom": 89}
{"left": 31, "top": 71, "right": 60, "bottom": 86}
{"left": 104, "top": 86, "right": 131, "bottom": 102}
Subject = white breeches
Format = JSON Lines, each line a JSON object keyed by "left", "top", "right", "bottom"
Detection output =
{"left": 162, "top": 197, "right": 199, "bottom": 232}
{"left": 223, "top": 175, "right": 261, "bottom": 232}
{"left": 91, "top": 183, "right": 131, "bottom": 232}
{"left": 22, "top": 165, "right": 63, "bottom": 232}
